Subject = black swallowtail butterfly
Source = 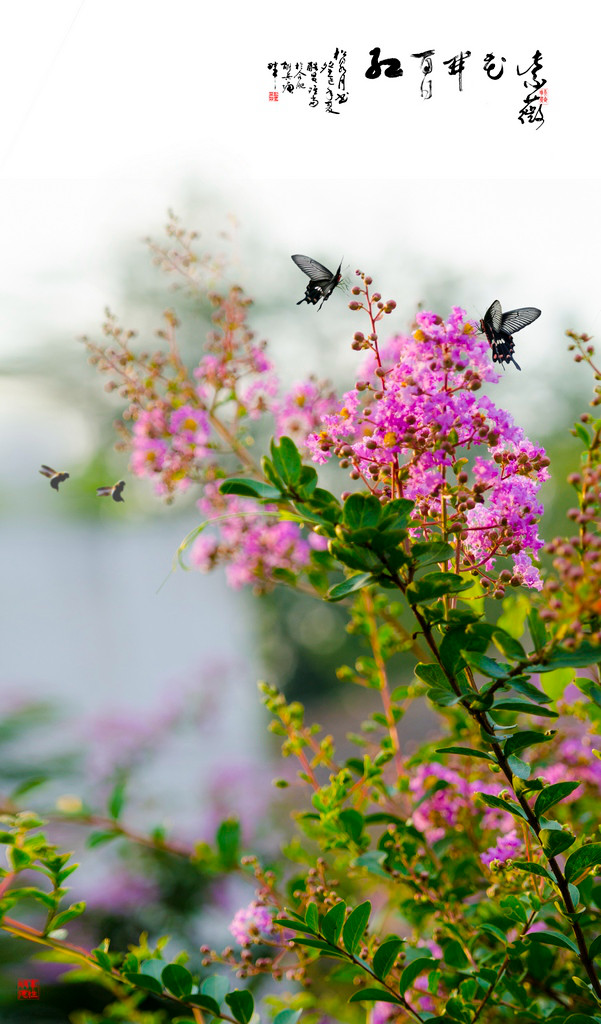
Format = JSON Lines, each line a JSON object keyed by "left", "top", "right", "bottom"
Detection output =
{"left": 291, "top": 254, "right": 342, "bottom": 310}
{"left": 39, "top": 465, "right": 70, "bottom": 491}
{"left": 480, "top": 300, "right": 541, "bottom": 371}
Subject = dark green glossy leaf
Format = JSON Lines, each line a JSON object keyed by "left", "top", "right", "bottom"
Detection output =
{"left": 479, "top": 793, "right": 528, "bottom": 821}
{"left": 188, "top": 994, "right": 222, "bottom": 1014}
{"left": 492, "top": 630, "right": 527, "bottom": 661}
{"left": 565, "top": 843, "right": 601, "bottom": 882}
{"left": 443, "top": 939, "right": 468, "bottom": 968}
{"left": 162, "top": 963, "right": 193, "bottom": 998}
{"left": 225, "top": 989, "right": 254, "bottom": 1024}
{"left": 509, "top": 676, "right": 553, "bottom": 704}
{"left": 305, "top": 902, "right": 319, "bottom": 931}
{"left": 348, "top": 989, "right": 402, "bottom": 1004}
{"left": 527, "top": 931, "right": 579, "bottom": 954}
{"left": 534, "top": 781, "right": 581, "bottom": 817}
{"left": 373, "top": 938, "right": 404, "bottom": 980}
{"left": 461, "top": 651, "right": 508, "bottom": 679}
{"left": 544, "top": 642, "right": 601, "bottom": 669}
{"left": 491, "top": 700, "right": 558, "bottom": 718}
{"left": 321, "top": 901, "right": 346, "bottom": 945}
{"left": 399, "top": 957, "right": 437, "bottom": 995}
{"left": 201, "top": 975, "right": 228, "bottom": 1005}
{"left": 342, "top": 901, "right": 371, "bottom": 955}
{"left": 589, "top": 935, "right": 601, "bottom": 960}
{"left": 220, "top": 478, "right": 282, "bottom": 500}
{"left": 92, "top": 947, "right": 113, "bottom": 972}
{"left": 504, "top": 731, "right": 554, "bottom": 756}
{"left": 540, "top": 828, "right": 576, "bottom": 857}
{"left": 327, "top": 573, "right": 376, "bottom": 602}
{"left": 436, "top": 746, "right": 495, "bottom": 762}
{"left": 527, "top": 609, "right": 547, "bottom": 652}
{"left": 123, "top": 972, "right": 163, "bottom": 995}
{"left": 575, "top": 678, "right": 601, "bottom": 708}
{"left": 274, "top": 1011, "right": 303, "bottom": 1024}
{"left": 507, "top": 753, "right": 530, "bottom": 779}
{"left": 342, "top": 494, "right": 382, "bottom": 531}
{"left": 271, "top": 436, "right": 302, "bottom": 486}
{"left": 407, "top": 572, "right": 472, "bottom": 606}
{"left": 411, "top": 540, "right": 454, "bottom": 566}
{"left": 513, "top": 861, "right": 552, "bottom": 880}
{"left": 275, "top": 918, "right": 317, "bottom": 935}
{"left": 339, "top": 809, "right": 364, "bottom": 843}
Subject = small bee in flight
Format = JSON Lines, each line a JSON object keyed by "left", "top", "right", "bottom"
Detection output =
{"left": 96, "top": 480, "right": 126, "bottom": 502}
{"left": 39, "top": 465, "right": 70, "bottom": 491}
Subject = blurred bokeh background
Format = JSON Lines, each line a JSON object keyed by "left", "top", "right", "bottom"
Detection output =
{"left": 1, "top": 1, "right": 600, "bottom": 1018}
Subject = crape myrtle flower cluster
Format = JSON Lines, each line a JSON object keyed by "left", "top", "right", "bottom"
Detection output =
{"left": 307, "top": 273, "right": 549, "bottom": 593}
{"left": 85, "top": 252, "right": 549, "bottom": 595}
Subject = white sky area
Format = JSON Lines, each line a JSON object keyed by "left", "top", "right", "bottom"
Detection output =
{"left": 1, "top": 1, "right": 600, "bottom": 462}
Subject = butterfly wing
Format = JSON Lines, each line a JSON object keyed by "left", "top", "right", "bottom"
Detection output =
{"left": 481, "top": 300, "right": 503, "bottom": 340}
{"left": 39, "top": 465, "right": 55, "bottom": 478}
{"left": 291, "top": 254, "right": 334, "bottom": 283}
{"left": 96, "top": 485, "right": 112, "bottom": 497}
{"left": 499, "top": 307, "right": 541, "bottom": 335}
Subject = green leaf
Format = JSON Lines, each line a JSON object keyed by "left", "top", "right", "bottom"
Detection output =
{"left": 462, "top": 651, "right": 508, "bottom": 679}
{"left": 201, "top": 974, "right": 229, "bottom": 1005}
{"left": 509, "top": 676, "right": 553, "bottom": 704}
{"left": 220, "top": 478, "right": 283, "bottom": 500}
{"left": 327, "top": 573, "right": 376, "bottom": 602}
{"left": 543, "top": 667, "right": 575, "bottom": 700}
{"left": 407, "top": 572, "right": 472, "bottom": 606}
{"left": 339, "top": 809, "right": 364, "bottom": 843}
{"left": 342, "top": 494, "right": 382, "bottom": 531}
{"left": 411, "top": 540, "right": 454, "bottom": 566}
{"left": 92, "top": 947, "right": 113, "bottom": 972}
{"left": 50, "top": 901, "right": 86, "bottom": 930}
{"left": 124, "top": 972, "right": 163, "bottom": 995}
{"left": 108, "top": 779, "right": 126, "bottom": 820}
{"left": 275, "top": 919, "right": 317, "bottom": 935}
{"left": 305, "top": 902, "right": 319, "bottom": 931}
{"left": 188, "top": 994, "right": 222, "bottom": 1015}
{"left": 274, "top": 1011, "right": 303, "bottom": 1024}
{"left": 435, "top": 746, "right": 495, "bottom": 762}
{"left": 342, "top": 901, "right": 371, "bottom": 955}
{"left": 225, "top": 989, "right": 254, "bottom": 1024}
{"left": 493, "top": 630, "right": 527, "bottom": 661}
{"left": 527, "top": 931, "right": 579, "bottom": 954}
{"left": 293, "top": 937, "right": 345, "bottom": 955}
{"left": 504, "top": 731, "right": 554, "bottom": 757}
{"left": 575, "top": 677, "right": 601, "bottom": 708}
{"left": 139, "top": 960, "right": 165, "bottom": 982}
{"left": 321, "top": 901, "right": 346, "bottom": 945}
{"left": 399, "top": 957, "right": 437, "bottom": 995}
{"left": 507, "top": 754, "right": 530, "bottom": 779}
{"left": 348, "top": 989, "right": 402, "bottom": 1004}
{"left": 563, "top": 1015, "right": 601, "bottom": 1024}
{"left": 534, "top": 781, "right": 581, "bottom": 817}
{"left": 86, "top": 830, "right": 120, "bottom": 849}
{"left": 527, "top": 608, "right": 547, "bottom": 651}
{"left": 512, "top": 861, "right": 552, "bottom": 880}
{"left": 589, "top": 935, "right": 601, "bottom": 960}
{"left": 478, "top": 793, "right": 528, "bottom": 821}
{"left": 7, "top": 847, "right": 31, "bottom": 870}
{"left": 491, "top": 700, "right": 558, "bottom": 718}
{"left": 162, "top": 963, "right": 193, "bottom": 998}
{"left": 373, "top": 938, "right": 404, "bottom": 980}
{"left": 565, "top": 843, "right": 601, "bottom": 882}
{"left": 271, "top": 436, "right": 302, "bottom": 486}
{"left": 216, "top": 818, "right": 240, "bottom": 869}
{"left": 354, "top": 850, "right": 389, "bottom": 878}
{"left": 443, "top": 939, "right": 469, "bottom": 969}
{"left": 540, "top": 828, "right": 576, "bottom": 857}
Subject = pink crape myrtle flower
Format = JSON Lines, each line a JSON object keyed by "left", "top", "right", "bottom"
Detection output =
{"left": 307, "top": 307, "right": 549, "bottom": 589}
{"left": 229, "top": 900, "right": 276, "bottom": 945}
{"left": 274, "top": 378, "right": 339, "bottom": 451}
{"left": 481, "top": 828, "right": 524, "bottom": 867}
{"left": 191, "top": 482, "right": 312, "bottom": 591}
{"left": 409, "top": 762, "right": 510, "bottom": 843}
